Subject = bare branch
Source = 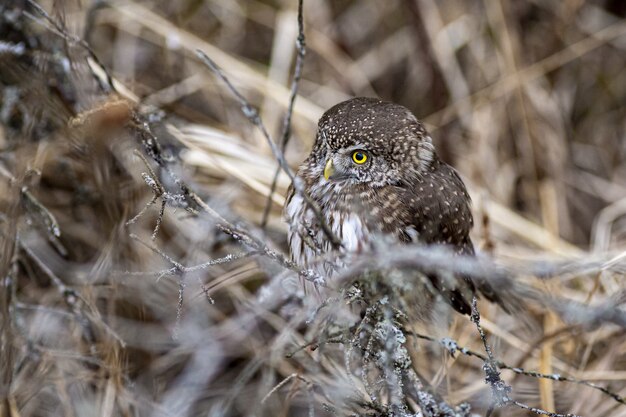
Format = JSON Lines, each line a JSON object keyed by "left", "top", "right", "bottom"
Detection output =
{"left": 261, "top": 0, "right": 307, "bottom": 228}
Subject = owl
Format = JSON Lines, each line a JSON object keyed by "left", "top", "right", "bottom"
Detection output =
{"left": 284, "top": 97, "right": 497, "bottom": 314}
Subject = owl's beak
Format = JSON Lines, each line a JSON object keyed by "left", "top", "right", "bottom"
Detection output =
{"left": 323, "top": 159, "right": 335, "bottom": 180}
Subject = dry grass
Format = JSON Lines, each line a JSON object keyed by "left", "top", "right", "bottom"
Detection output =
{"left": 1, "top": 0, "right": 625, "bottom": 416}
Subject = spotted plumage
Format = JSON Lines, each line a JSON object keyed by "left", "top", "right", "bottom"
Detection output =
{"left": 285, "top": 97, "right": 497, "bottom": 314}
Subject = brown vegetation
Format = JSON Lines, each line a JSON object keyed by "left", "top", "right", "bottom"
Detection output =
{"left": 0, "top": 1, "right": 625, "bottom": 416}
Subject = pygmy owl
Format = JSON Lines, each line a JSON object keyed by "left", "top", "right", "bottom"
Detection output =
{"left": 285, "top": 97, "right": 497, "bottom": 314}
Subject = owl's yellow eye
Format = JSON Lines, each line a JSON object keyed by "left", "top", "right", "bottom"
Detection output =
{"left": 352, "top": 151, "right": 368, "bottom": 164}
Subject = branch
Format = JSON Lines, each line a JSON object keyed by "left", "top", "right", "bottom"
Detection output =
{"left": 126, "top": 114, "right": 313, "bottom": 279}
{"left": 261, "top": 0, "right": 307, "bottom": 228}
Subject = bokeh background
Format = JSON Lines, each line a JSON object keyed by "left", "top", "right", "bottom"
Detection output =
{"left": 87, "top": 0, "right": 626, "bottom": 251}
{"left": 1, "top": 1, "right": 625, "bottom": 416}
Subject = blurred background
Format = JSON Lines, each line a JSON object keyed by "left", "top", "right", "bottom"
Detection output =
{"left": 1, "top": 0, "right": 625, "bottom": 416}
{"left": 83, "top": 0, "right": 626, "bottom": 252}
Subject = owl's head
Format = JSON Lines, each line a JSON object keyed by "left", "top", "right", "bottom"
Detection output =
{"left": 307, "top": 97, "right": 435, "bottom": 187}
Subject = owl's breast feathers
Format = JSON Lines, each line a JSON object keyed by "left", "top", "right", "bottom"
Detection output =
{"left": 285, "top": 156, "right": 473, "bottom": 262}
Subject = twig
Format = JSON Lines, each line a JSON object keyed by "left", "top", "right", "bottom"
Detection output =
{"left": 261, "top": 0, "right": 307, "bottom": 228}
{"left": 152, "top": 200, "right": 166, "bottom": 240}
{"left": 0, "top": 166, "right": 60, "bottom": 239}
{"left": 344, "top": 302, "right": 377, "bottom": 394}
{"left": 261, "top": 373, "right": 309, "bottom": 404}
{"left": 285, "top": 334, "right": 344, "bottom": 358}
{"left": 470, "top": 297, "right": 511, "bottom": 412}
{"left": 173, "top": 280, "right": 185, "bottom": 340}
{"left": 126, "top": 150, "right": 172, "bottom": 240}
{"left": 128, "top": 233, "right": 254, "bottom": 274}
{"left": 511, "top": 400, "right": 579, "bottom": 417}
{"left": 471, "top": 298, "right": 586, "bottom": 417}
{"left": 407, "top": 331, "right": 626, "bottom": 406}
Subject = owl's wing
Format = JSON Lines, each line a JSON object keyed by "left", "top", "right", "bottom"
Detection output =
{"left": 401, "top": 162, "right": 507, "bottom": 314}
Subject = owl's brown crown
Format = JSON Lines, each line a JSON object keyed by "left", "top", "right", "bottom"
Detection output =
{"left": 312, "top": 97, "right": 436, "bottom": 175}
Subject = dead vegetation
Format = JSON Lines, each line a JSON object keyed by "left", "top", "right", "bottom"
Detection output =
{"left": 0, "top": 1, "right": 625, "bottom": 416}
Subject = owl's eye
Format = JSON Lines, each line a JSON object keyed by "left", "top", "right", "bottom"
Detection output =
{"left": 352, "top": 150, "right": 368, "bottom": 164}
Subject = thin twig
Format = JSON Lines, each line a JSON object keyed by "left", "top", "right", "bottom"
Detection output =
{"left": 173, "top": 280, "right": 185, "bottom": 340}
{"left": 261, "top": 373, "right": 309, "bottom": 404}
{"left": 511, "top": 400, "right": 579, "bottom": 417}
{"left": 128, "top": 233, "right": 254, "bottom": 274}
{"left": 261, "top": 0, "right": 307, "bottom": 229}
{"left": 407, "top": 331, "right": 625, "bottom": 406}
{"left": 470, "top": 297, "right": 511, "bottom": 412}
{"left": 285, "top": 334, "right": 344, "bottom": 358}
